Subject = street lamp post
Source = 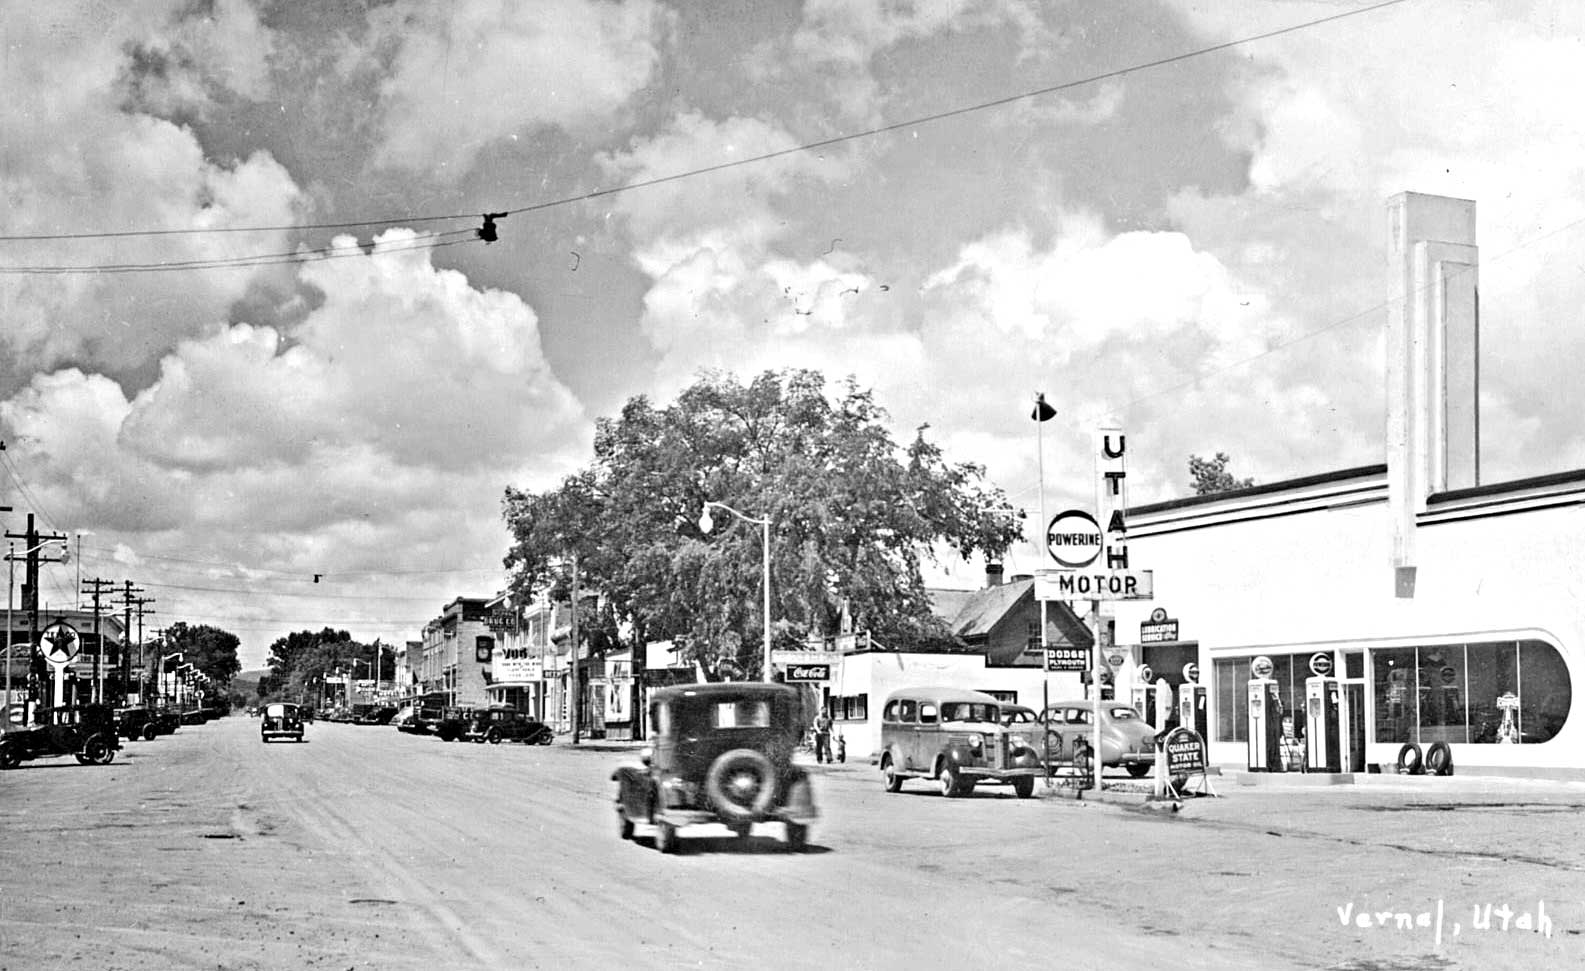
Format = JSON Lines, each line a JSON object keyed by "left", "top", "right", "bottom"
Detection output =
{"left": 157, "top": 652, "right": 182, "bottom": 710}
{"left": 699, "top": 501, "right": 773, "bottom": 683}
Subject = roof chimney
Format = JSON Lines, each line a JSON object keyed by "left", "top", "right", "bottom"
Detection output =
{"left": 985, "top": 563, "right": 1004, "bottom": 588}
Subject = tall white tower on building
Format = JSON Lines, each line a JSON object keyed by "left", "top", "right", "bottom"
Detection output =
{"left": 1385, "top": 191, "right": 1479, "bottom": 594}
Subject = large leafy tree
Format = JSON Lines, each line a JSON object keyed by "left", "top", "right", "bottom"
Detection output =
{"left": 261, "top": 628, "right": 392, "bottom": 701}
{"left": 157, "top": 621, "right": 242, "bottom": 684}
{"left": 1189, "top": 452, "right": 1255, "bottom": 495}
{"left": 502, "top": 369, "right": 1024, "bottom": 677}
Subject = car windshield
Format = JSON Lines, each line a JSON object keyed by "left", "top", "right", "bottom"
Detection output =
{"left": 1109, "top": 706, "right": 1140, "bottom": 720}
{"left": 1002, "top": 708, "right": 1035, "bottom": 724}
{"left": 265, "top": 704, "right": 291, "bottom": 717}
{"left": 940, "top": 702, "right": 998, "bottom": 723}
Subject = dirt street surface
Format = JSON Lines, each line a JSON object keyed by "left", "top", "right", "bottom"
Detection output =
{"left": 1, "top": 717, "right": 1581, "bottom": 970}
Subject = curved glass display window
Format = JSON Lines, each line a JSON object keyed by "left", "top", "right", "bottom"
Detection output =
{"left": 1371, "top": 639, "right": 1570, "bottom": 746}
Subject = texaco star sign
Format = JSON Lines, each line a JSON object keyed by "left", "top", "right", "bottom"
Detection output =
{"left": 40, "top": 621, "right": 81, "bottom": 667}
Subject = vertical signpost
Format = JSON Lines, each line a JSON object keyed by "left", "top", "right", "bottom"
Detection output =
{"left": 1094, "top": 426, "right": 1127, "bottom": 792}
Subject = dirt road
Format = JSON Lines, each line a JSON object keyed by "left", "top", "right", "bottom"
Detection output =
{"left": 1, "top": 716, "right": 1579, "bottom": 969}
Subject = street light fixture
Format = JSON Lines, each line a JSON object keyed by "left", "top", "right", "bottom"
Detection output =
{"left": 699, "top": 501, "right": 773, "bottom": 683}
{"left": 158, "top": 651, "right": 183, "bottom": 707}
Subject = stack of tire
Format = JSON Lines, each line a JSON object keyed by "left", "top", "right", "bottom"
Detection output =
{"left": 1396, "top": 741, "right": 1454, "bottom": 776}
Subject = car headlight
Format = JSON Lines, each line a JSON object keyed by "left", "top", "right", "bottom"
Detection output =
{"left": 969, "top": 734, "right": 985, "bottom": 755}
{"left": 1009, "top": 733, "right": 1030, "bottom": 751}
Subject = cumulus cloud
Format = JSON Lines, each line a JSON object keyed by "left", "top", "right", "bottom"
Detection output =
{"left": 0, "top": 0, "right": 301, "bottom": 393}
{"left": 369, "top": 0, "right": 668, "bottom": 176}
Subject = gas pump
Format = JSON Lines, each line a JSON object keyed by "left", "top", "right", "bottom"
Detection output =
{"left": 1304, "top": 676, "right": 1342, "bottom": 773}
{"left": 1129, "top": 665, "right": 1162, "bottom": 728}
{"left": 1246, "top": 656, "right": 1283, "bottom": 771}
{"left": 1178, "top": 681, "right": 1209, "bottom": 740}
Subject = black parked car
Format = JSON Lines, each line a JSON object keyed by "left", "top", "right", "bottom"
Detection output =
{"left": 0, "top": 704, "right": 122, "bottom": 769}
{"left": 465, "top": 708, "right": 554, "bottom": 744}
{"left": 613, "top": 682, "right": 817, "bottom": 853}
{"left": 147, "top": 708, "right": 181, "bottom": 736}
{"left": 433, "top": 706, "right": 476, "bottom": 742}
{"left": 114, "top": 706, "right": 160, "bottom": 741}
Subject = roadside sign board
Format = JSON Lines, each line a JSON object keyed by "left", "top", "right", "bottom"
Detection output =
{"left": 41, "top": 621, "right": 80, "bottom": 667}
{"left": 1140, "top": 609, "right": 1179, "bottom": 643}
{"left": 1162, "top": 727, "right": 1208, "bottom": 775}
{"left": 1045, "top": 509, "right": 1103, "bottom": 568}
{"left": 1045, "top": 647, "right": 1090, "bottom": 673}
{"left": 784, "top": 664, "right": 830, "bottom": 682}
{"left": 1035, "top": 570, "right": 1153, "bottom": 602}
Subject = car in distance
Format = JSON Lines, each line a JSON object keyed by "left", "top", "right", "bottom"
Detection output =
{"left": 877, "top": 687, "right": 1043, "bottom": 798}
{"left": 465, "top": 708, "right": 554, "bottom": 744}
{"left": 613, "top": 682, "right": 817, "bottom": 853}
{"left": 432, "top": 706, "right": 477, "bottom": 742}
{"left": 260, "top": 702, "right": 305, "bottom": 743}
{"left": 1040, "top": 701, "right": 1158, "bottom": 777}
{"left": 114, "top": 706, "right": 159, "bottom": 741}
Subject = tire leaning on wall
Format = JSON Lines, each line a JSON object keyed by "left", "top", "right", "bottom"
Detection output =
{"left": 1396, "top": 742, "right": 1425, "bottom": 775}
{"left": 1424, "top": 741, "right": 1454, "bottom": 776}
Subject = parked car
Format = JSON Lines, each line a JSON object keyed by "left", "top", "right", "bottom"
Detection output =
{"left": 0, "top": 704, "right": 122, "bottom": 769}
{"left": 465, "top": 708, "right": 553, "bottom": 745}
{"left": 147, "top": 707, "right": 181, "bottom": 736}
{"left": 613, "top": 682, "right": 817, "bottom": 853}
{"left": 432, "top": 706, "right": 476, "bottom": 742}
{"left": 114, "top": 706, "right": 160, "bottom": 741}
{"left": 260, "top": 702, "right": 305, "bottom": 743}
{"left": 877, "top": 686, "right": 1043, "bottom": 798}
{"left": 357, "top": 705, "right": 399, "bottom": 725}
{"left": 1040, "top": 700, "right": 1158, "bottom": 777}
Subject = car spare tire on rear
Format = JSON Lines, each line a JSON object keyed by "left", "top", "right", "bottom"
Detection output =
{"left": 705, "top": 748, "right": 778, "bottom": 821}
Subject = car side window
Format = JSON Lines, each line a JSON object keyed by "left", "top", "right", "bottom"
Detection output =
{"left": 919, "top": 703, "right": 938, "bottom": 724}
{"left": 884, "top": 700, "right": 900, "bottom": 722}
{"left": 898, "top": 699, "right": 917, "bottom": 723}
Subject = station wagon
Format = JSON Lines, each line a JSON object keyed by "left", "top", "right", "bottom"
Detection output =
{"left": 878, "top": 687, "right": 1042, "bottom": 797}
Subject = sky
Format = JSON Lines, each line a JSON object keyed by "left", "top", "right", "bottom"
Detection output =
{"left": 4, "top": 0, "right": 1585, "bottom": 671}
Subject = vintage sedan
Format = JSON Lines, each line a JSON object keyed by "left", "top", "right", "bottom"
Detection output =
{"left": 0, "top": 704, "right": 121, "bottom": 769}
{"left": 465, "top": 708, "right": 553, "bottom": 744}
{"left": 114, "top": 706, "right": 160, "bottom": 741}
{"left": 1041, "top": 700, "right": 1159, "bottom": 777}
{"left": 613, "top": 682, "right": 817, "bottom": 853}
{"left": 260, "top": 702, "right": 305, "bottom": 743}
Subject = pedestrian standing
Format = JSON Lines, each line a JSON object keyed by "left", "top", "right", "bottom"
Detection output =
{"left": 813, "top": 708, "right": 833, "bottom": 763}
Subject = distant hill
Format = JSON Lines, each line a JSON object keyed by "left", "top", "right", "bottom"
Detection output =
{"left": 233, "top": 669, "right": 268, "bottom": 697}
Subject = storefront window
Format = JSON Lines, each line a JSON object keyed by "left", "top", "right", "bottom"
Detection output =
{"left": 1466, "top": 642, "right": 1518, "bottom": 743}
{"left": 1416, "top": 644, "right": 1467, "bottom": 743}
{"left": 1519, "top": 639, "right": 1570, "bottom": 743}
{"left": 1372, "top": 647, "right": 1417, "bottom": 743}
{"left": 1214, "top": 658, "right": 1246, "bottom": 742}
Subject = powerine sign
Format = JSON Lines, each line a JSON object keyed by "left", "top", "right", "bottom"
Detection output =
{"left": 1037, "top": 426, "right": 1154, "bottom": 603}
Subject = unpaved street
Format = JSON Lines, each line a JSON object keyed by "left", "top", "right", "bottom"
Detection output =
{"left": 2, "top": 716, "right": 1581, "bottom": 970}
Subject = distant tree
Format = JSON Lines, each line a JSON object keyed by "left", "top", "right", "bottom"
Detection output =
{"left": 161, "top": 621, "right": 242, "bottom": 684}
{"left": 503, "top": 368, "right": 1023, "bottom": 677}
{"left": 1189, "top": 452, "right": 1255, "bottom": 495}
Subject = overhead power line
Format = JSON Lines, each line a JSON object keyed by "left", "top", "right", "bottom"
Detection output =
{"left": 0, "top": 0, "right": 1411, "bottom": 272}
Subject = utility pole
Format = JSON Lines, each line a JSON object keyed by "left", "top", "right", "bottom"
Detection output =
{"left": 81, "top": 577, "right": 115, "bottom": 703}
{"left": 115, "top": 582, "right": 144, "bottom": 701}
{"left": 569, "top": 552, "right": 580, "bottom": 746}
{"left": 5, "top": 514, "right": 69, "bottom": 710}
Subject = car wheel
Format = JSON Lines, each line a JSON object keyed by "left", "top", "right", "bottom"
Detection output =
{"left": 655, "top": 822, "right": 679, "bottom": 854}
{"left": 881, "top": 756, "right": 903, "bottom": 793}
{"left": 537, "top": 731, "right": 553, "bottom": 745}
{"left": 82, "top": 736, "right": 112, "bottom": 765}
{"left": 143, "top": 724, "right": 158, "bottom": 742}
{"left": 938, "top": 763, "right": 960, "bottom": 797}
{"left": 618, "top": 812, "right": 634, "bottom": 841}
{"left": 1126, "top": 764, "right": 1152, "bottom": 778}
{"left": 487, "top": 729, "right": 502, "bottom": 745}
{"left": 0, "top": 744, "right": 19, "bottom": 770}
{"left": 1012, "top": 776, "right": 1035, "bottom": 799}
{"left": 704, "top": 749, "right": 777, "bottom": 822}
{"left": 785, "top": 822, "right": 808, "bottom": 852}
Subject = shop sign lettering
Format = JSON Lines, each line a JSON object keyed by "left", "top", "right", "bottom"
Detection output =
{"left": 785, "top": 664, "right": 830, "bottom": 682}
{"left": 1161, "top": 727, "right": 1207, "bottom": 775}
{"left": 1036, "top": 570, "right": 1153, "bottom": 601}
{"left": 1045, "top": 647, "right": 1090, "bottom": 672}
